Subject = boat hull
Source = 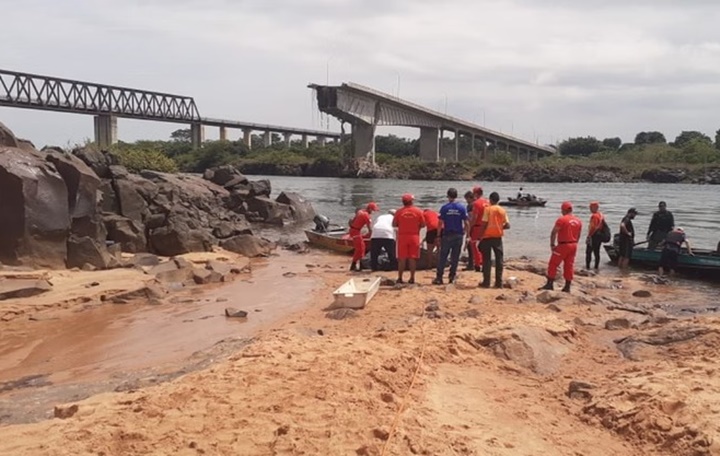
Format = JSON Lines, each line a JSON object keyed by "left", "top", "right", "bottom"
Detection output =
{"left": 499, "top": 198, "right": 547, "bottom": 207}
{"left": 604, "top": 245, "right": 720, "bottom": 277}
{"left": 304, "top": 229, "right": 370, "bottom": 254}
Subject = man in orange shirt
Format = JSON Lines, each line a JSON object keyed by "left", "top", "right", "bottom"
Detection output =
{"left": 423, "top": 209, "right": 440, "bottom": 253}
{"left": 349, "top": 202, "right": 378, "bottom": 271}
{"left": 477, "top": 192, "right": 510, "bottom": 288}
{"left": 540, "top": 201, "right": 583, "bottom": 293}
{"left": 585, "top": 202, "right": 604, "bottom": 270}
{"left": 468, "top": 185, "right": 489, "bottom": 272}
{"left": 393, "top": 193, "right": 425, "bottom": 284}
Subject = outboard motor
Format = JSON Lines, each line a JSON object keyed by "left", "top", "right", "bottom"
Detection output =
{"left": 313, "top": 214, "right": 330, "bottom": 233}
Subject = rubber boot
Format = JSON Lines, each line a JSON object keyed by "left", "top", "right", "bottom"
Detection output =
{"left": 562, "top": 281, "right": 571, "bottom": 293}
{"left": 539, "top": 278, "right": 554, "bottom": 290}
{"left": 350, "top": 262, "right": 358, "bottom": 271}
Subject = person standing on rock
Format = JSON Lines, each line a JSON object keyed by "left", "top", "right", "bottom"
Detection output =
{"left": 463, "top": 190, "right": 477, "bottom": 271}
{"left": 647, "top": 201, "right": 674, "bottom": 250}
{"left": 370, "top": 209, "right": 397, "bottom": 271}
{"left": 349, "top": 202, "right": 379, "bottom": 271}
{"left": 476, "top": 192, "right": 510, "bottom": 288}
{"left": 618, "top": 207, "right": 638, "bottom": 270}
{"left": 540, "top": 202, "right": 582, "bottom": 293}
{"left": 393, "top": 194, "right": 425, "bottom": 284}
{"left": 585, "top": 202, "right": 605, "bottom": 270}
{"left": 433, "top": 188, "right": 468, "bottom": 285}
{"left": 468, "top": 186, "right": 489, "bottom": 273}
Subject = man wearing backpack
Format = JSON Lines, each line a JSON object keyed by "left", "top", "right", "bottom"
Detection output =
{"left": 585, "top": 201, "right": 608, "bottom": 269}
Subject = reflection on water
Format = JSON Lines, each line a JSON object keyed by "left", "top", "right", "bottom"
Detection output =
{"left": 256, "top": 176, "right": 720, "bottom": 261}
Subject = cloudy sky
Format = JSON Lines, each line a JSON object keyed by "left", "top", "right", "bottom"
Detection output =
{"left": 1, "top": 0, "right": 720, "bottom": 147}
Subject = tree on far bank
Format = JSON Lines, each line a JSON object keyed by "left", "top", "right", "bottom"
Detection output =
{"left": 170, "top": 128, "right": 192, "bottom": 142}
{"left": 634, "top": 131, "right": 666, "bottom": 145}
{"left": 602, "top": 137, "right": 622, "bottom": 150}
{"left": 715, "top": 128, "right": 720, "bottom": 150}
{"left": 673, "top": 131, "right": 712, "bottom": 148}
{"left": 557, "top": 136, "right": 605, "bottom": 156}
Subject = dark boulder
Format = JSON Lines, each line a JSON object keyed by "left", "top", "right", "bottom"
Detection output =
{"left": 66, "top": 235, "right": 117, "bottom": 270}
{"left": 72, "top": 146, "right": 114, "bottom": 179}
{"left": 212, "top": 220, "right": 252, "bottom": 239}
{"left": 0, "top": 147, "right": 70, "bottom": 268}
{"left": 205, "top": 165, "right": 246, "bottom": 187}
{"left": 104, "top": 214, "right": 147, "bottom": 252}
{"left": 220, "top": 234, "right": 274, "bottom": 257}
{"left": 275, "top": 191, "right": 316, "bottom": 222}
{"left": 0, "top": 121, "right": 19, "bottom": 148}
{"left": 640, "top": 168, "right": 686, "bottom": 184}
{"left": 149, "top": 222, "right": 213, "bottom": 257}
{"left": 249, "top": 179, "right": 271, "bottom": 197}
{"left": 246, "top": 196, "right": 292, "bottom": 225}
{"left": 113, "top": 177, "right": 150, "bottom": 224}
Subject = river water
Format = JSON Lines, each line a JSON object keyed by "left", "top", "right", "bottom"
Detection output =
{"left": 255, "top": 176, "right": 720, "bottom": 261}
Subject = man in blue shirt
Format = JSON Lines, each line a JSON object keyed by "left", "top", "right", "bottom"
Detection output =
{"left": 433, "top": 188, "right": 469, "bottom": 285}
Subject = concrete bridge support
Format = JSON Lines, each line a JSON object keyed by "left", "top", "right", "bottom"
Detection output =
{"left": 283, "top": 133, "right": 292, "bottom": 148}
{"left": 302, "top": 134, "right": 309, "bottom": 148}
{"left": 263, "top": 131, "right": 271, "bottom": 147}
{"left": 353, "top": 123, "right": 376, "bottom": 162}
{"left": 190, "top": 122, "right": 204, "bottom": 148}
{"left": 243, "top": 129, "right": 252, "bottom": 149}
{"left": 419, "top": 127, "right": 439, "bottom": 162}
{"left": 94, "top": 114, "right": 117, "bottom": 149}
{"left": 317, "top": 136, "right": 326, "bottom": 146}
{"left": 219, "top": 126, "right": 228, "bottom": 141}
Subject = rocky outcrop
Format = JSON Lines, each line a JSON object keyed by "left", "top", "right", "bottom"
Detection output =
{"left": 0, "top": 122, "right": 311, "bottom": 269}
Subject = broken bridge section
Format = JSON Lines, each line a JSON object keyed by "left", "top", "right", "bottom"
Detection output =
{"left": 309, "top": 82, "right": 555, "bottom": 163}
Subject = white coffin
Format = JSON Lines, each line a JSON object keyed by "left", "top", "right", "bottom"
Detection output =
{"left": 330, "top": 277, "right": 382, "bottom": 310}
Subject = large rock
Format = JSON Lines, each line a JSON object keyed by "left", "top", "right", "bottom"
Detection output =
{"left": 0, "top": 147, "right": 70, "bottom": 268}
{"left": 248, "top": 179, "right": 271, "bottom": 197}
{"left": 275, "top": 191, "right": 316, "bottom": 222}
{"left": 72, "top": 146, "right": 114, "bottom": 179}
{"left": 0, "top": 122, "right": 19, "bottom": 148}
{"left": 246, "top": 197, "right": 292, "bottom": 225}
{"left": 204, "top": 165, "right": 247, "bottom": 187}
{"left": 149, "top": 222, "right": 213, "bottom": 257}
{"left": 66, "top": 235, "right": 116, "bottom": 270}
{"left": 0, "top": 279, "right": 52, "bottom": 300}
{"left": 113, "top": 176, "right": 150, "bottom": 224}
{"left": 104, "top": 214, "right": 147, "bottom": 252}
{"left": 220, "top": 234, "right": 274, "bottom": 257}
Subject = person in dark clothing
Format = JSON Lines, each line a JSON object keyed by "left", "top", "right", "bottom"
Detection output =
{"left": 659, "top": 227, "right": 693, "bottom": 276}
{"left": 477, "top": 192, "right": 511, "bottom": 288}
{"left": 585, "top": 202, "right": 605, "bottom": 270}
{"left": 647, "top": 201, "right": 674, "bottom": 250}
{"left": 433, "top": 188, "right": 468, "bottom": 285}
{"left": 618, "top": 207, "right": 638, "bottom": 269}
{"left": 463, "top": 191, "right": 476, "bottom": 271}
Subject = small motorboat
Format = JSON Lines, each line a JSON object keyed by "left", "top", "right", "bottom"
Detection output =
{"left": 604, "top": 244, "right": 720, "bottom": 278}
{"left": 304, "top": 229, "right": 370, "bottom": 254}
{"left": 499, "top": 197, "right": 547, "bottom": 207}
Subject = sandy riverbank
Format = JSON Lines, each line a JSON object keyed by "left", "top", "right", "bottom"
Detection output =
{"left": 1, "top": 252, "right": 719, "bottom": 455}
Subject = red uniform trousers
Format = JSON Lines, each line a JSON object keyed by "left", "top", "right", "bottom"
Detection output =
{"left": 350, "top": 229, "right": 365, "bottom": 263}
{"left": 547, "top": 242, "right": 578, "bottom": 281}
{"left": 469, "top": 225, "right": 484, "bottom": 267}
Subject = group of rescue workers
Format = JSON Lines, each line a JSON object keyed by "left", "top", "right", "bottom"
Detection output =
{"left": 347, "top": 187, "right": 695, "bottom": 291}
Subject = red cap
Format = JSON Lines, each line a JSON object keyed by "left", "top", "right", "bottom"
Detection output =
{"left": 472, "top": 185, "right": 483, "bottom": 195}
{"left": 401, "top": 193, "right": 414, "bottom": 203}
{"left": 366, "top": 202, "right": 379, "bottom": 212}
{"left": 589, "top": 201, "right": 599, "bottom": 209}
{"left": 561, "top": 201, "right": 573, "bottom": 212}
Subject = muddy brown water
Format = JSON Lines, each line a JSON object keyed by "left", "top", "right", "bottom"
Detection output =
{"left": 0, "top": 252, "right": 326, "bottom": 388}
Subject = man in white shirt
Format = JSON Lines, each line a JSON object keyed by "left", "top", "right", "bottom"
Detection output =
{"left": 370, "top": 209, "right": 397, "bottom": 271}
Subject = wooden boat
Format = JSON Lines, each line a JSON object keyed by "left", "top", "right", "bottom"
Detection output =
{"left": 304, "top": 229, "right": 370, "bottom": 254}
{"left": 604, "top": 244, "right": 720, "bottom": 277}
{"left": 499, "top": 197, "right": 547, "bottom": 207}
{"left": 330, "top": 277, "right": 382, "bottom": 309}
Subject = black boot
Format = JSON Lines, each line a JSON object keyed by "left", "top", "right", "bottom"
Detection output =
{"left": 562, "top": 281, "right": 571, "bottom": 293}
{"left": 539, "top": 278, "right": 554, "bottom": 290}
{"left": 350, "top": 262, "right": 358, "bottom": 271}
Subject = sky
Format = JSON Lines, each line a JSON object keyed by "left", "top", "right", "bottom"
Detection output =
{"left": 1, "top": 0, "right": 720, "bottom": 148}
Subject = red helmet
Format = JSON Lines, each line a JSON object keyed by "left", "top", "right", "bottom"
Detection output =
{"left": 366, "top": 202, "right": 379, "bottom": 212}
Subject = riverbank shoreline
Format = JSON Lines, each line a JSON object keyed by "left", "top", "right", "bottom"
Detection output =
{"left": 1, "top": 248, "right": 719, "bottom": 455}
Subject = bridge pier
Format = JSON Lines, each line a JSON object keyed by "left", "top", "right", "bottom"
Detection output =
{"left": 263, "top": 131, "right": 271, "bottom": 147}
{"left": 190, "top": 123, "right": 204, "bottom": 148}
{"left": 93, "top": 115, "right": 117, "bottom": 149}
{"left": 219, "top": 126, "right": 228, "bottom": 141}
{"left": 353, "top": 122, "right": 375, "bottom": 162}
{"left": 283, "top": 133, "right": 292, "bottom": 148}
{"left": 302, "top": 134, "right": 309, "bottom": 148}
{"left": 243, "top": 129, "right": 252, "bottom": 149}
{"left": 419, "top": 127, "right": 439, "bottom": 162}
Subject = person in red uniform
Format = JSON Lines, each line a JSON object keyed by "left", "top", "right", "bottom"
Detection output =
{"left": 540, "top": 201, "right": 582, "bottom": 293}
{"left": 423, "top": 209, "right": 440, "bottom": 253}
{"left": 393, "top": 194, "right": 425, "bottom": 284}
{"left": 349, "top": 202, "right": 379, "bottom": 271}
{"left": 468, "top": 185, "right": 489, "bottom": 272}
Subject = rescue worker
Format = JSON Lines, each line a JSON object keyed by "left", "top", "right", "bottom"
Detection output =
{"left": 659, "top": 227, "right": 693, "bottom": 276}
{"left": 463, "top": 191, "right": 477, "bottom": 271}
{"left": 393, "top": 194, "right": 425, "bottom": 284}
{"left": 349, "top": 202, "right": 378, "bottom": 271}
{"left": 468, "top": 185, "right": 489, "bottom": 272}
{"left": 585, "top": 202, "right": 604, "bottom": 270}
{"left": 433, "top": 188, "right": 468, "bottom": 285}
{"left": 423, "top": 209, "right": 440, "bottom": 253}
{"left": 370, "top": 209, "right": 397, "bottom": 271}
{"left": 647, "top": 201, "right": 674, "bottom": 250}
{"left": 618, "top": 207, "right": 638, "bottom": 270}
{"left": 477, "top": 192, "right": 510, "bottom": 288}
{"left": 540, "top": 201, "right": 582, "bottom": 293}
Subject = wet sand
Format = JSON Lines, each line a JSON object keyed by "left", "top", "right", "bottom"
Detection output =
{"left": 1, "top": 251, "right": 719, "bottom": 455}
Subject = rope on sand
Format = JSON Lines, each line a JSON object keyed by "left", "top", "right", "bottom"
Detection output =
{"left": 380, "top": 312, "right": 428, "bottom": 456}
